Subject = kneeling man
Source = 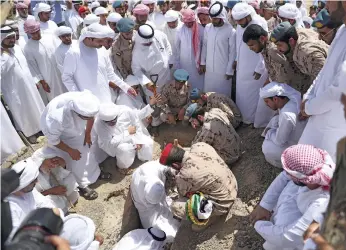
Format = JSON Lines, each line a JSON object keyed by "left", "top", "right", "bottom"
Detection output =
{"left": 94, "top": 103, "right": 153, "bottom": 174}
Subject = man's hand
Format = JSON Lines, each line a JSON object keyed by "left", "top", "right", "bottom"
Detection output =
{"left": 198, "top": 65, "right": 206, "bottom": 74}
{"left": 40, "top": 80, "right": 51, "bottom": 93}
{"left": 109, "top": 82, "right": 119, "bottom": 90}
{"left": 263, "top": 77, "right": 270, "bottom": 86}
{"left": 45, "top": 236, "right": 71, "bottom": 250}
{"left": 225, "top": 74, "right": 233, "bottom": 80}
{"left": 167, "top": 113, "right": 176, "bottom": 124}
{"left": 299, "top": 100, "right": 310, "bottom": 120}
{"left": 84, "top": 132, "right": 92, "bottom": 147}
{"left": 136, "top": 144, "right": 143, "bottom": 150}
{"left": 178, "top": 108, "right": 185, "bottom": 121}
{"left": 232, "top": 61, "right": 237, "bottom": 70}
{"left": 311, "top": 234, "right": 334, "bottom": 250}
{"left": 95, "top": 234, "right": 104, "bottom": 246}
{"left": 48, "top": 185, "right": 67, "bottom": 195}
{"left": 303, "top": 221, "right": 320, "bottom": 241}
{"left": 249, "top": 205, "right": 271, "bottom": 224}
{"left": 149, "top": 94, "right": 162, "bottom": 105}
{"left": 127, "top": 87, "right": 137, "bottom": 97}
{"left": 67, "top": 148, "right": 81, "bottom": 161}
{"left": 146, "top": 116, "right": 153, "bottom": 124}
{"left": 253, "top": 72, "right": 261, "bottom": 80}
{"left": 128, "top": 125, "right": 136, "bottom": 135}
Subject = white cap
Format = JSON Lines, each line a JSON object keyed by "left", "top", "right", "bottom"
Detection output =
{"left": 164, "top": 10, "right": 180, "bottom": 22}
{"left": 98, "top": 103, "right": 120, "bottom": 121}
{"left": 107, "top": 12, "right": 123, "bottom": 23}
{"left": 94, "top": 6, "right": 108, "bottom": 16}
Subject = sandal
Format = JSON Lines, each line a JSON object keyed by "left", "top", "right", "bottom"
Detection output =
{"left": 79, "top": 187, "right": 98, "bottom": 200}
{"left": 98, "top": 171, "right": 112, "bottom": 180}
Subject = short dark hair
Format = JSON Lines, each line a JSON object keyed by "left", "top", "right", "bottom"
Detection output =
{"left": 166, "top": 146, "right": 185, "bottom": 166}
{"left": 191, "top": 106, "right": 206, "bottom": 119}
{"left": 243, "top": 24, "right": 268, "bottom": 43}
{"left": 278, "top": 26, "right": 298, "bottom": 43}
{"left": 325, "top": 20, "right": 343, "bottom": 29}
{"left": 268, "top": 95, "right": 288, "bottom": 100}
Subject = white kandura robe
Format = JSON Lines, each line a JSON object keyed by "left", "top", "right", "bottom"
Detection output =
{"left": 262, "top": 100, "right": 307, "bottom": 168}
{"left": 62, "top": 42, "right": 130, "bottom": 104}
{"left": 17, "top": 15, "right": 35, "bottom": 43}
{"left": 255, "top": 172, "right": 330, "bottom": 250}
{"left": 148, "top": 12, "right": 166, "bottom": 31}
{"left": 24, "top": 36, "right": 67, "bottom": 106}
{"left": 131, "top": 161, "right": 180, "bottom": 242}
{"left": 132, "top": 30, "right": 172, "bottom": 92}
{"left": 235, "top": 15, "right": 269, "bottom": 124}
{"left": 39, "top": 20, "right": 60, "bottom": 48}
{"left": 299, "top": 25, "right": 346, "bottom": 162}
{"left": 55, "top": 40, "right": 77, "bottom": 74}
{"left": 94, "top": 105, "right": 153, "bottom": 169}
{"left": 1, "top": 44, "right": 45, "bottom": 137}
{"left": 6, "top": 188, "right": 55, "bottom": 238}
{"left": 40, "top": 93, "right": 101, "bottom": 188}
{"left": 68, "top": 9, "right": 83, "bottom": 39}
{"left": 175, "top": 24, "right": 205, "bottom": 90}
{"left": 0, "top": 102, "right": 25, "bottom": 164}
{"left": 201, "top": 23, "right": 236, "bottom": 97}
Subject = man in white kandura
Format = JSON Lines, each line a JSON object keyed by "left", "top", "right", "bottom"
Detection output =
{"left": 67, "top": 0, "right": 83, "bottom": 38}
{"left": 232, "top": 2, "right": 270, "bottom": 126}
{"left": 162, "top": 10, "right": 182, "bottom": 58}
{"left": 15, "top": 2, "right": 35, "bottom": 43}
{"left": 31, "top": 147, "right": 80, "bottom": 214}
{"left": 34, "top": 2, "right": 59, "bottom": 46}
{"left": 1, "top": 25, "right": 45, "bottom": 144}
{"left": 24, "top": 19, "right": 67, "bottom": 106}
{"left": 250, "top": 144, "right": 335, "bottom": 250}
{"left": 55, "top": 26, "right": 76, "bottom": 74}
{"left": 260, "top": 82, "right": 307, "bottom": 168}
{"left": 62, "top": 23, "right": 136, "bottom": 104}
{"left": 40, "top": 90, "right": 108, "bottom": 200}
{"left": 132, "top": 24, "right": 172, "bottom": 92}
{"left": 175, "top": 8, "right": 205, "bottom": 90}
{"left": 299, "top": 0, "right": 346, "bottom": 162}
{"left": 131, "top": 161, "right": 180, "bottom": 242}
{"left": 200, "top": 2, "right": 236, "bottom": 96}
{"left": 94, "top": 103, "right": 153, "bottom": 174}
{"left": 142, "top": 0, "right": 166, "bottom": 30}
{"left": 278, "top": 3, "right": 305, "bottom": 28}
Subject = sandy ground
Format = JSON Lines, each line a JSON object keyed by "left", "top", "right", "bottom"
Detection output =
{"left": 68, "top": 123, "right": 281, "bottom": 250}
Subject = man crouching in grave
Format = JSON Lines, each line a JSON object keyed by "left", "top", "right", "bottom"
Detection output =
{"left": 94, "top": 103, "right": 154, "bottom": 175}
{"left": 185, "top": 104, "right": 242, "bottom": 165}
{"left": 159, "top": 141, "right": 238, "bottom": 231}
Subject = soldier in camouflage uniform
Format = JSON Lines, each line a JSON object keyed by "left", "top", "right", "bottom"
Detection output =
{"left": 110, "top": 18, "right": 135, "bottom": 79}
{"left": 189, "top": 88, "right": 242, "bottom": 129}
{"left": 159, "top": 142, "right": 238, "bottom": 229}
{"left": 190, "top": 107, "right": 242, "bottom": 165}
{"left": 260, "top": 0, "right": 280, "bottom": 33}
{"left": 270, "top": 22, "right": 329, "bottom": 95}
{"left": 157, "top": 69, "right": 191, "bottom": 125}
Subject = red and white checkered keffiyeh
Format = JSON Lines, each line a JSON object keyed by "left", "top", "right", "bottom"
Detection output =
{"left": 281, "top": 144, "right": 335, "bottom": 188}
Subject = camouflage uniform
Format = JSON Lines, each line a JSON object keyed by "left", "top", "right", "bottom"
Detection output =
{"left": 159, "top": 81, "right": 190, "bottom": 115}
{"left": 171, "top": 142, "right": 238, "bottom": 217}
{"left": 192, "top": 108, "right": 242, "bottom": 165}
{"left": 205, "top": 92, "right": 242, "bottom": 129}
{"left": 267, "top": 17, "right": 280, "bottom": 33}
{"left": 110, "top": 33, "right": 135, "bottom": 79}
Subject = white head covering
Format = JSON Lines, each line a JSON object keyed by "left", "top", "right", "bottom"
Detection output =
{"left": 209, "top": 2, "right": 229, "bottom": 23}
{"left": 84, "top": 14, "right": 100, "bottom": 27}
{"left": 164, "top": 10, "right": 179, "bottom": 22}
{"left": 34, "top": 2, "right": 51, "bottom": 14}
{"left": 94, "top": 6, "right": 108, "bottom": 16}
{"left": 90, "top": 1, "right": 100, "bottom": 12}
{"left": 11, "top": 158, "right": 40, "bottom": 193}
{"left": 98, "top": 103, "right": 120, "bottom": 121}
{"left": 231, "top": 2, "right": 256, "bottom": 21}
{"left": 70, "top": 90, "right": 100, "bottom": 117}
{"left": 260, "top": 82, "right": 302, "bottom": 111}
{"left": 5, "top": 19, "right": 18, "bottom": 29}
{"left": 113, "top": 228, "right": 166, "bottom": 250}
{"left": 142, "top": 0, "right": 156, "bottom": 4}
{"left": 107, "top": 13, "right": 123, "bottom": 23}
{"left": 144, "top": 179, "right": 165, "bottom": 205}
{"left": 31, "top": 147, "right": 57, "bottom": 167}
{"left": 278, "top": 3, "right": 304, "bottom": 28}
{"left": 79, "top": 22, "right": 115, "bottom": 41}
{"left": 1, "top": 26, "right": 16, "bottom": 43}
{"left": 302, "top": 16, "right": 313, "bottom": 26}
{"left": 135, "top": 24, "right": 155, "bottom": 44}
{"left": 55, "top": 26, "right": 73, "bottom": 37}
{"left": 60, "top": 214, "right": 100, "bottom": 250}
{"left": 125, "top": 75, "right": 140, "bottom": 86}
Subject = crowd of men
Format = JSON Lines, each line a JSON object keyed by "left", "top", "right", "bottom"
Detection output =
{"left": 1, "top": 0, "right": 346, "bottom": 249}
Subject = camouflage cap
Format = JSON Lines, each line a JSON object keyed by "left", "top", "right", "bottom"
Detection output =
{"left": 312, "top": 8, "right": 330, "bottom": 29}
{"left": 270, "top": 21, "right": 292, "bottom": 43}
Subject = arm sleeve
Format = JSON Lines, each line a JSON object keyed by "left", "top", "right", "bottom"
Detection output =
{"left": 137, "top": 104, "right": 154, "bottom": 120}
{"left": 44, "top": 118, "right": 64, "bottom": 146}
{"left": 61, "top": 50, "right": 79, "bottom": 92}
{"left": 1, "top": 53, "right": 15, "bottom": 74}
{"left": 131, "top": 48, "right": 151, "bottom": 85}
{"left": 24, "top": 47, "right": 43, "bottom": 83}
{"left": 255, "top": 53, "right": 266, "bottom": 75}
{"left": 105, "top": 53, "right": 130, "bottom": 93}
{"left": 174, "top": 31, "right": 181, "bottom": 69}
{"left": 162, "top": 33, "right": 172, "bottom": 60}
{"left": 200, "top": 26, "right": 208, "bottom": 66}
{"left": 265, "top": 112, "right": 295, "bottom": 146}
{"left": 255, "top": 196, "right": 330, "bottom": 248}
{"left": 192, "top": 127, "right": 215, "bottom": 146}
{"left": 226, "top": 29, "right": 236, "bottom": 75}
{"left": 259, "top": 172, "right": 291, "bottom": 211}
{"left": 305, "top": 60, "right": 346, "bottom": 115}
{"left": 159, "top": 84, "right": 172, "bottom": 114}
{"left": 304, "top": 50, "right": 326, "bottom": 81}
